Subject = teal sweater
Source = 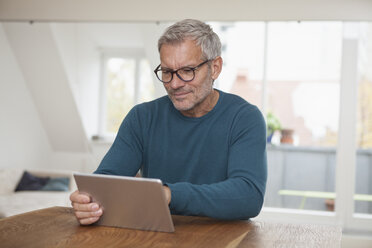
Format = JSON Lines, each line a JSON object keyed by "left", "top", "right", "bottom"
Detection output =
{"left": 95, "top": 90, "right": 267, "bottom": 220}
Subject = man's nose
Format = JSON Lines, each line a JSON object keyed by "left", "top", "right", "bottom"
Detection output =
{"left": 169, "top": 73, "right": 186, "bottom": 89}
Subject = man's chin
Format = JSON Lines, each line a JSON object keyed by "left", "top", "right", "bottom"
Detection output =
{"left": 170, "top": 99, "right": 193, "bottom": 112}
{"left": 172, "top": 102, "right": 193, "bottom": 112}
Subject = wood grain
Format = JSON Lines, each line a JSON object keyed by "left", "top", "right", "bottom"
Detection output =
{"left": 0, "top": 207, "right": 341, "bottom": 248}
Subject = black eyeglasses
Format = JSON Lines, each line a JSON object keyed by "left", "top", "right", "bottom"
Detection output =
{"left": 154, "top": 60, "right": 210, "bottom": 83}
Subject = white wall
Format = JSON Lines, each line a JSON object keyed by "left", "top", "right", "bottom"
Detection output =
{"left": 0, "top": 23, "right": 52, "bottom": 169}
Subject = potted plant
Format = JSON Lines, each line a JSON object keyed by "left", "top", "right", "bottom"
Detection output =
{"left": 266, "top": 112, "right": 281, "bottom": 143}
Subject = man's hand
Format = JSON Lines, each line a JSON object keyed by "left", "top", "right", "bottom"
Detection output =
{"left": 163, "top": 186, "right": 171, "bottom": 205}
{"left": 69, "top": 190, "right": 103, "bottom": 225}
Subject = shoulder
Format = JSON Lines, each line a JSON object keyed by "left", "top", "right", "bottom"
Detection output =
{"left": 118, "top": 96, "right": 171, "bottom": 134}
{"left": 135, "top": 95, "right": 169, "bottom": 109}
{"left": 129, "top": 95, "right": 171, "bottom": 117}
{"left": 218, "top": 92, "right": 266, "bottom": 143}
{"left": 217, "top": 91, "right": 266, "bottom": 136}
{"left": 219, "top": 90, "right": 263, "bottom": 119}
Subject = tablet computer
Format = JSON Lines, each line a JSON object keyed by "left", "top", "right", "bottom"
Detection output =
{"left": 73, "top": 173, "right": 174, "bottom": 233}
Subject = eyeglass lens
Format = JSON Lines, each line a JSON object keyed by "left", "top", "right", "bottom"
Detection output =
{"left": 157, "top": 68, "right": 195, "bottom": 83}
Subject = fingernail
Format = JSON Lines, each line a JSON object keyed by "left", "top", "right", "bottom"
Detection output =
{"left": 91, "top": 204, "right": 98, "bottom": 211}
{"left": 95, "top": 209, "right": 102, "bottom": 216}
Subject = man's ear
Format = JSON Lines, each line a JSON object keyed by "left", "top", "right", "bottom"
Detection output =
{"left": 211, "top": 56, "right": 223, "bottom": 80}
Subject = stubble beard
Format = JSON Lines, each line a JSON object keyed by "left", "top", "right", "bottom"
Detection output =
{"left": 167, "top": 77, "right": 214, "bottom": 112}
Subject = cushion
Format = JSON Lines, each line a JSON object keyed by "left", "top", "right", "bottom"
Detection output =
{"left": 14, "top": 171, "right": 50, "bottom": 191}
{"left": 41, "top": 177, "right": 70, "bottom": 191}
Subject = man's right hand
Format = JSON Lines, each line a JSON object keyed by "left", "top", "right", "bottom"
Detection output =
{"left": 69, "top": 190, "right": 103, "bottom": 225}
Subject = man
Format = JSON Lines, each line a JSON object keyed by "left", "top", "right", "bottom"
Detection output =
{"left": 70, "top": 19, "right": 267, "bottom": 225}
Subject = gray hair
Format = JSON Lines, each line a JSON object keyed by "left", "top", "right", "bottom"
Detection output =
{"left": 158, "top": 19, "right": 221, "bottom": 60}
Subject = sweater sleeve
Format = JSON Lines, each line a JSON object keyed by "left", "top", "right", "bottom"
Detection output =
{"left": 94, "top": 106, "right": 143, "bottom": 176}
{"left": 167, "top": 106, "right": 267, "bottom": 220}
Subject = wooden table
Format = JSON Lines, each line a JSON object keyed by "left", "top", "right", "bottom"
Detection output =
{"left": 0, "top": 207, "right": 341, "bottom": 248}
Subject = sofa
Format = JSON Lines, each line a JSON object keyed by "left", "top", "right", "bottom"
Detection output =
{"left": 0, "top": 168, "right": 77, "bottom": 218}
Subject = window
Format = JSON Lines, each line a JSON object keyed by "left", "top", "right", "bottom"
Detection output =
{"left": 99, "top": 49, "right": 155, "bottom": 138}
{"left": 266, "top": 22, "right": 342, "bottom": 148}
{"left": 209, "top": 21, "right": 372, "bottom": 231}
{"left": 264, "top": 22, "right": 341, "bottom": 212}
{"left": 211, "top": 22, "right": 342, "bottom": 212}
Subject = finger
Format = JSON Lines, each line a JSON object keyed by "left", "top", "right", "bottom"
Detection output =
{"left": 75, "top": 208, "right": 103, "bottom": 219}
{"left": 72, "top": 202, "right": 100, "bottom": 212}
{"left": 79, "top": 217, "right": 100, "bottom": 225}
{"left": 70, "top": 190, "right": 91, "bottom": 204}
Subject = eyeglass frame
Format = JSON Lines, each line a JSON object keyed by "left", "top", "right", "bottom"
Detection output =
{"left": 153, "top": 59, "right": 211, "bottom": 84}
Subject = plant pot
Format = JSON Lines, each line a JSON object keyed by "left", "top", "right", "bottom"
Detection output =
{"left": 280, "top": 129, "right": 294, "bottom": 144}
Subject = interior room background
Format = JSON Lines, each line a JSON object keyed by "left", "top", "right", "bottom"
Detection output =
{"left": 0, "top": 0, "right": 371, "bottom": 242}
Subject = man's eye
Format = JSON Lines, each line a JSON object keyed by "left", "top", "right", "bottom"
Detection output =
{"left": 179, "top": 68, "right": 194, "bottom": 74}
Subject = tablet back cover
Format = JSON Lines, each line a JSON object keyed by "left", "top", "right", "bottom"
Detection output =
{"left": 74, "top": 173, "right": 174, "bottom": 232}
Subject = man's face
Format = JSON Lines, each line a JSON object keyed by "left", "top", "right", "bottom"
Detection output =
{"left": 159, "top": 39, "right": 215, "bottom": 116}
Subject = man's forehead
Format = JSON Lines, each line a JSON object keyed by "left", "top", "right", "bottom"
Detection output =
{"left": 160, "top": 38, "right": 200, "bottom": 51}
{"left": 159, "top": 39, "right": 203, "bottom": 67}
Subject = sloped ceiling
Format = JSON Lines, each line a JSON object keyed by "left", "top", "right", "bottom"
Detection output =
{"left": 4, "top": 22, "right": 90, "bottom": 153}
